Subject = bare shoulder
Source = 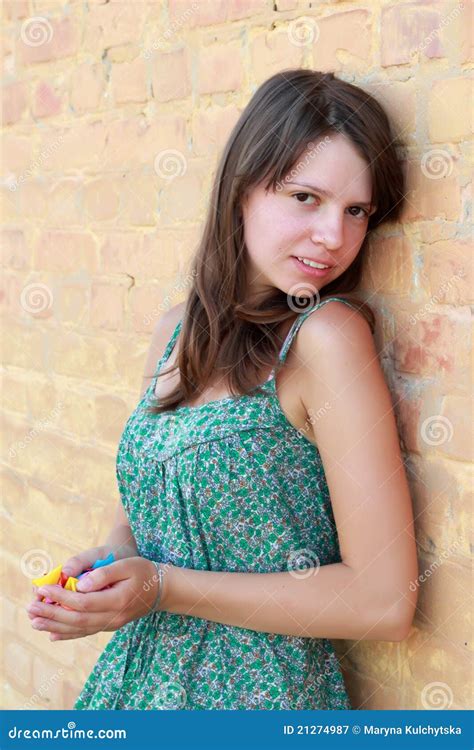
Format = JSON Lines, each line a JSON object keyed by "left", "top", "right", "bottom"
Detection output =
{"left": 140, "top": 301, "right": 186, "bottom": 395}
{"left": 299, "top": 299, "right": 374, "bottom": 358}
{"left": 295, "top": 298, "right": 418, "bottom": 636}
{"left": 296, "top": 299, "right": 381, "bottom": 426}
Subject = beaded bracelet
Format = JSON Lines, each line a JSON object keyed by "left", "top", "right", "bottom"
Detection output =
{"left": 149, "top": 561, "right": 165, "bottom": 613}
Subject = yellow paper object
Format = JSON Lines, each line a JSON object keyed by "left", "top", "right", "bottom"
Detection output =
{"left": 64, "top": 576, "right": 78, "bottom": 592}
{"left": 32, "top": 564, "right": 62, "bottom": 588}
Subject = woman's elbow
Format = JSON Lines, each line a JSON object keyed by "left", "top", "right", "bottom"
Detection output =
{"left": 382, "top": 592, "right": 418, "bottom": 642}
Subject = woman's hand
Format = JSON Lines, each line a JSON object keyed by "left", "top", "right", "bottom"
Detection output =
{"left": 26, "top": 556, "right": 161, "bottom": 642}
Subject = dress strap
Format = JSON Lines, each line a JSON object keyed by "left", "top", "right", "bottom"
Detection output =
{"left": 278, "top": 296, "right": 362, "bottom": 365}
{"left": 153, "top": 318, "right": 183, "bottom": 378}
{"left": 153, "top": 298, "right": 361, "bottom": 385}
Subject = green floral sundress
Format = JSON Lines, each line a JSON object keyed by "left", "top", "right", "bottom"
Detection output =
{"left": 74, "top": 297, "right": 359, "bottom": 710}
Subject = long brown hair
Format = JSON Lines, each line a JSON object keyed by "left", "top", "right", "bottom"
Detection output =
{"left": 148, "top": 69, "right": 406, "bottom": 414}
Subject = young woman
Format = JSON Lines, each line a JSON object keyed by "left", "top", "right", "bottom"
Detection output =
{"left": 28, "top": 69, "right": 418, "bottom": 710}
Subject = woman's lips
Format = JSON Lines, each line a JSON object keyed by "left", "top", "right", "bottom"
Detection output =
{"left": 291, "top": 256, "right": 333, "bottom": 277}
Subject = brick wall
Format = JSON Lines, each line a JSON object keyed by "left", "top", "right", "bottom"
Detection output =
{"left": 1, "top": 0, "right": 472, "bottom": 711}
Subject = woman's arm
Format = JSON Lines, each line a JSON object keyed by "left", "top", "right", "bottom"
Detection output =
{"left": 103, "top": 503, "right": 139, "bottom": 561}
{"left": 158, "top": 303, "right": 419, "bottom": 642}
{"left": 106, "top": 303, "right": 187, "bottom": 557}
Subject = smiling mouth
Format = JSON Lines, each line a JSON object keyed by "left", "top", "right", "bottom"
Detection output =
{"left": 292, "top": 256, "right": 334, "bottom": 269}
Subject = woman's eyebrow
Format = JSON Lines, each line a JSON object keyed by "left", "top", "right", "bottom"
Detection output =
{"left": 285, "top": 181, "right": 373, "bottom": 209}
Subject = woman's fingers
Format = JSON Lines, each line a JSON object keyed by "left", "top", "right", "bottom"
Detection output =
{"left": 61, "top": 546, "right": 108, "bottom": 577}
{"left": 34, "top": 581, "right": 125, "bottom": 613}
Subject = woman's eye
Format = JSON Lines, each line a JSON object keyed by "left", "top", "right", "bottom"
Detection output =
{"left": 293, "top": 192, "right": 316, "bottom": 205}
{"left": 348, "top": 206, "right": 369, "bottom": 219}
{"left": 292, "top": 193, "right": 369, "bottom": 219}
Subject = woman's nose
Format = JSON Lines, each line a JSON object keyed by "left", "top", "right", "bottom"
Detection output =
{"left": 309, "top": 210, "right": 344, "bottom": 250}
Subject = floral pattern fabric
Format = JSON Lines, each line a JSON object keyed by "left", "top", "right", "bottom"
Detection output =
{"left": 74, "top": 297, "right": 359, "bottom": 710}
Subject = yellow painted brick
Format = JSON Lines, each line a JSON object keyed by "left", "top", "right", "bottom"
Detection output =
{"left": 69, "top": 62, "right": 106, "bottom": 113}
{"left": 71, "top": 444, "right": 119, "bottom": 500}
{"left": 365, "top": 79, "right": 417, "bottom": 146}
{"left": 4, "top": 637, "right": 35, "bottom": 693}
{"left": 130, "top": 284, "right": 165, "bottom": 333}
{"left": 38, "top": 121, "right": 107, "bottom": 173}
{"left": 343, "top": 667, "right": 401, "bottom": 710}
{"left": 46, "top": 178, "right": 84, "bottom": 226}
{"left": 250, "top": 30, "right": 304, "bottom": 82}
{"left": 3, "top": 0, "right": 29, "bottom": 20}
{"left": 26, "top": 378, "right": 60, "bottom": 422}
{"left": 111, "top": 57, "right": 148, "bottom": 104}
{"left": 120, "top": 174, "right": 159, "bottom": 227}
{"left": 311, "top": 10, "right": 372, "bottom": 72}
{"left": 17, "top": 15, "right": 80, "bottom": 65}
{"left": 151, "top": 49, "right": 191, "bottom": 102}
{"left": 1, "top": 229, "right": 30, "bottom": 269}
{"left": 35, "top": 231, "right": 99, "bottom": 273}
{"left": 83, "top": 2, "right": 148, "bottom": 52}
{"left": 94, "top": 393, "right": 129, "bottom": 444}
{"left": 421, "top": 240, "right": 472, "bottom": 305}
{"left": 90, "top": 283, "right": 126, "bottom": 330}
{"left": 2, "top": 681, "right": 37, "bottom": 711}
{"left": 192, "top": 104, "right": 241, "bottom": 158}
{"left": 403, "top": 159, "right": 461, "bottom": 221}
{"left": 1, "top": 374, "right": 29, "bottom": 414}
{"left": 158, "top": 167, "right": 204, "bottom": 225}
{"left": 437, "top": 395, "right": 473, "bottom": 462}
{"left": 197, "top": 42, "right": 244, "bottom": 94}
{"left": 2, "top": 82, "right": 27, "bottom": 126}
{"left": 340, "top": 639, "right": 402, "bottom": 686}
{"left": 415, "top": 560, "right": 471, "bottom": 645}
{"left": 364, "top": 236, "right": 414, "bottom": 295}
{"left": 2, "top": 134, "right": 34, "bottom": 174}
{"left": 32, "top": 654, "right": 66, "bottom": 708}
{"left": 53, "top": 387, "right": 94, "bottom": 438}
{"left": 50, "top": 331, "right": 119, "bottom": 383}
{"left": 429, "top": 78, "right": 473, "bottom": 143}
{"left": 102, "top": 115, "right": 187, "bottom": 171}
{"left": 84, "top": 179, "right": 121, "bottom": 223}
{"left": 17, "top": 181, "right": 48, "bottom": 219}
{"left": 404, "top": 629, "right": 471, "bottom": 707}
{"left": 32, "top": 80, "right": 63, "bottom": 119}
{"left": 57, "top": 282, "right": 89, "bottom": 326}
{"left": 17, "top": 482, "right": 106, "bottom": 554}
{"left": 381, "top": 4, "right": 444, "bottom": 66}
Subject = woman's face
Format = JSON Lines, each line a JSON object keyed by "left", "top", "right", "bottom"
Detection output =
{"left": 241, "top": 133, "right": 376, "bottom": 297}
